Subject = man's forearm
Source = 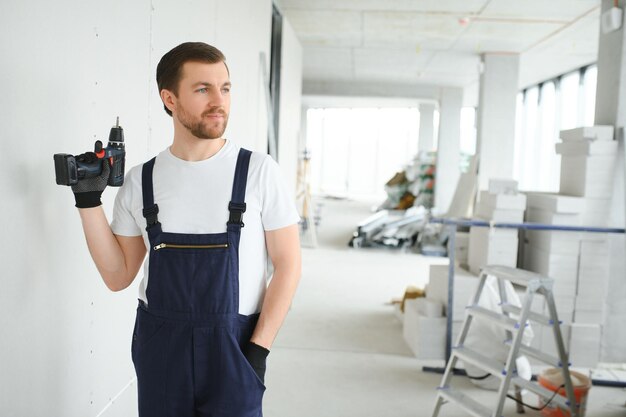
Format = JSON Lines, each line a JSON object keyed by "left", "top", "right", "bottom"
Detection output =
{"left": 250, "top": 262, "right": 301, "bottom": 349}
{"left": 78, "top": 206, "right": 132, "bottom": 291}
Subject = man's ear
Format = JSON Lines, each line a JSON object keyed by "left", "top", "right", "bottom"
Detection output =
{"left": 160, "top": 89, "right": 176, "bottom": 114}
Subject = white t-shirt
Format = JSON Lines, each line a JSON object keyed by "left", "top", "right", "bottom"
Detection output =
{"left": 110, "top": 140, "right": 300, "bottom": 314}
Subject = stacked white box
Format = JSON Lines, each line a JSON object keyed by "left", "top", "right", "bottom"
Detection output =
{"left": 559, "top": 125, "right": 614, "bottom": 142}
{"left": 523, "top": 244, "right": 577, "bottom": 323}
{"left": 574, "top": 239, "right": 609, "bottom": 324}
{"left": 470, "top": 189, "right": 525, "bottom": 274}
{"left": 403, "top": 298, "right": 446, "bottom": 360}
{"left": 468, "top": 227, "right": 519, "bottom": 274}
{"left": 541, "top": 324, "right": 571, "bottom": 359}
{"left": 427, "top": 265, "right": 479, "bottom": 322}
{"left": 559, "top": 155, "right": 617, "bottom": 198}
{"left": 569, "top": 324, "right": 602, "bottom": 367}
{"left": 454, "top": 232, "right": 470, "bottom": 267}
{"left": 557, "top": 128, "right": 618, "bottom": 199}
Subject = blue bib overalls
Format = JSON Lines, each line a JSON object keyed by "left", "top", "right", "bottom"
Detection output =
{"left": 131, "top": 148, "right": 265, "bottom": 417}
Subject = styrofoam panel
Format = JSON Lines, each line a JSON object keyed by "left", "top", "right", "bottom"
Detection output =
{"left": 523, "top": 245, "right": 579, "bottom": 282}
{"left": 574, "top": 310, "right": 605, "bottom": 324}
{"left": 479, "top": 191, "right": 527, "bottom": 210}
{"left": 541, "top": 325, "right": 571, "bottom": 358}
{"left": 403, "top": 302, "right": 446, "bottom": 360}
{"left": 527, "top": 230, "right": 581, "bottom": 255}
{"left": 559, "top": 126, "right": 614, "bottom": 142}
{"left": 469, "top": 227, "right": 519, "bottom": 274}
{"left": 525, "top": 192, "right": 585, "bottom": 213}
{"left": 560, "top": 155, "right": 617, "bottom": 198}
{"left": 569, "top": 324, "right": 602, "bottom": 368}
{"left": 488, "top": 178, "right": 519, "bottom": 194}
{"left": 555, "top": 140, "right": 618, "bottom": 156}
{"left": 427, "top": 265, "right": 478, "bottom": 321}
{"left": 526, "top": 207, "right": 581, "bottom": 226}
{"left": 475, "top": 204, "right": 525, "bottom": 222}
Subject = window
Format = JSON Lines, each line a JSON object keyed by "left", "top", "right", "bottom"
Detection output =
{"left": 306, "top": 107, "right": 419, "bottom": 199}
{"left": 514, "top": 65, "right": 597, "bottom": 192}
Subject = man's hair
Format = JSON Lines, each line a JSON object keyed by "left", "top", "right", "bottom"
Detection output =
{"left": 156, "top": 42, "right": 229, "bottom": 116}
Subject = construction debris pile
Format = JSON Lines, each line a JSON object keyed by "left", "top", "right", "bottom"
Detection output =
{"left": 349, "top": 152, "right": 436, "bottom": 249}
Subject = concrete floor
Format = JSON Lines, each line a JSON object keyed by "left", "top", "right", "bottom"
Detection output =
{"left": 264, "top": 197, "right": 626, "bottom": 417}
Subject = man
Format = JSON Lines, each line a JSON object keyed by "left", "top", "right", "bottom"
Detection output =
{"left": 71, "top": 42, "right": 301, "bottom": 417}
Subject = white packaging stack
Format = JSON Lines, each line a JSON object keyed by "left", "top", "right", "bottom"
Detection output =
{"left": 468, "top": 227, "right": 519, "bottom": 274}
{"left": 557, "top": 126, "right": 617, "bottom": 199}
{"left": 427, "top": 265, "right": 479, "bottom": 322}
{"left": 541, "top": 324, "right": 571, "bottom": 359}
{"left": 523, "top": 244, "right": 577, "bottom": 323}
{"left": 574, "top": 239, "right": 609, "bottom": 325}
{"left": 559, "top": 125, "right": 614, "bottom": 142}
{"left": 454, "top": 231, "right": 470, "bottom": 267}
{"left": 402, "top": 298, "right": 446, "bottom": 360}
{"left": 469, "top": 187, "right": 525, "bottom": 274}
{"left": 525, "top": 206, "right": 582, "bottom": 255}
{"left": 569, "top": 324, "right": 602, "bottom": 367}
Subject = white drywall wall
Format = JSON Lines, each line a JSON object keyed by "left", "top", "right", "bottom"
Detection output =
{"left": 0, "top": 0, "right": 273, "bottom": 415}
{"left": 277, "top": 18, "right": 303, "bottom": 197}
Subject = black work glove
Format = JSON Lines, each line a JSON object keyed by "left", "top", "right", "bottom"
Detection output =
{"left": 71, "top": 152, "right": 110, "bottom": 208}
{"left": 244, "top": 341, "right": 270, "bottom": 384}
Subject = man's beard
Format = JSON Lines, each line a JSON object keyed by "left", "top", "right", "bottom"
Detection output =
{"left": 176, "top": 104, "right": 229, "bottom": 139}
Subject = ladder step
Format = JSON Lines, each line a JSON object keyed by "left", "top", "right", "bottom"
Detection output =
{"left": 501, "top": 303, "right": 553, "bottom": 326}
{"left": 437, "top": 386, "right": 493, "bottom": 417}
{"left": 511, "top": 377, "right": 572, "bottom": 412}
{"left": 504, "top": 340, "right": 565, "bottom": 368}
{"left": 467, "top": 306, "right": 522, "bottom": 331}
{"left": 453, "top": 346, "right": 505, "bottom": 377}
{"left": 481, "top": 265, "right": 553, "bottom": 289}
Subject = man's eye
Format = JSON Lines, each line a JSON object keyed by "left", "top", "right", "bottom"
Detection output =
{"left": 222, "top": 88, "right": 230, "bottom": 93}
{"left": 197, "top": 88, "right": 208, "bottom": 93}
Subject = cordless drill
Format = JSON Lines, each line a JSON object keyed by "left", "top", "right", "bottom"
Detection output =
{"left": 54, "top": 117, "right": 126, "bottom": 187}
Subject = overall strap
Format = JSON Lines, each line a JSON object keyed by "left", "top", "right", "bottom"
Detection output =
{"left": 227, "top": 148, "right": 252, "bottom": 230}
{"left": 141, "top": 157, "right": 161, "bottom": 232}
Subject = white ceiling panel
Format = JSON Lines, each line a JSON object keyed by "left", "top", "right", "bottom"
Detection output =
{"left": 353, "top": 47, "right": 436, "bottom": 82}
{"left": 454, "top": 20, "right": 562, "bottom": 53}
{"left": 283, "top": 10, "right": 362, "bottom": 47}
{"left": 278, "top": 0, "right": 489, "bottom": 13}
{"left": 302, "top": 46, "right": 354, "bottom": 80}
{"left": 283, "top": 1, "right": 601, "bottom": 94}
{"left": 426, "top": 51, "right": 481, "bottom": 75}
{"left": 481, "top": 0, "right": 599, "bottom": 21}
{"left": 363, "top": 11, "right": 465, "bottom": 50}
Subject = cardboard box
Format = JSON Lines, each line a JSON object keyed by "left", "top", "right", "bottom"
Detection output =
{"left": 559, "top": 126, "right": 614, "bottom": 142}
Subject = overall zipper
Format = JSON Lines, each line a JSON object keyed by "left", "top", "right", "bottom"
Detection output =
{"left": 153, "top": 243, "right": 229, "bottom": 251}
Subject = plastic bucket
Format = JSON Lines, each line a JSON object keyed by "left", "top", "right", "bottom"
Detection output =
{"left": 537, "top": 368, "right": 591, "bottom": 417}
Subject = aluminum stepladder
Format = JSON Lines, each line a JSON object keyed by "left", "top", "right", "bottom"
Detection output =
{"left": 431, "top": 265, "right": 580, "bottom": 417}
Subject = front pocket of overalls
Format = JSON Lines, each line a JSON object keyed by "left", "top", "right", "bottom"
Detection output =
{"left": 132, "top": 309, "right": 167, "bottom": 358}
{"left": 231, "top": 331, "right": 267, "bottom": 389}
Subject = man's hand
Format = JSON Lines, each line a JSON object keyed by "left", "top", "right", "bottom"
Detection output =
{"left": 71, "top": 152, "right": 110, "bottom": 208}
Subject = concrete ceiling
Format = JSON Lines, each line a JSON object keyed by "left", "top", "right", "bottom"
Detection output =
{"left": 276, "top": 0, "right": 601, "bottom": 103}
